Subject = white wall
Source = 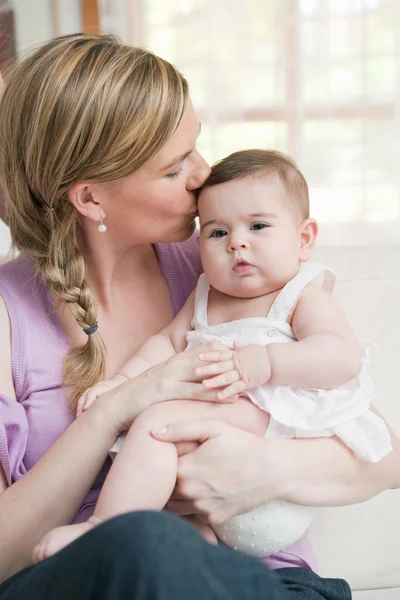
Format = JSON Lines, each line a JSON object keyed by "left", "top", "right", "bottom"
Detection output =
{"left": 12, "top": 0, "right": 54, "bottom": 54}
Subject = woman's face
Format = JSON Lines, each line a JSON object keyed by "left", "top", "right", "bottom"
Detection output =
{"left": 93, "top": 99, "right": 210, "bottom": 244}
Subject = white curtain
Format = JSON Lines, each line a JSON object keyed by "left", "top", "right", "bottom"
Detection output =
{"left": 101, "top": 0, "right": 400, "bottom": 246}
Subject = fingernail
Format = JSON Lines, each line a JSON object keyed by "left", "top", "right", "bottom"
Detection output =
{"left": 151, "top": 426, "right": 168, "bottom": 435}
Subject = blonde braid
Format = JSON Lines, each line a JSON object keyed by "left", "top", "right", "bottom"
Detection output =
{"left": 39, "top": 204, "right": 106, "bottom": 408}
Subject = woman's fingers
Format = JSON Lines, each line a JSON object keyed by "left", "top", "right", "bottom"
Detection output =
{"left": 217, "top": 380, "right": 247, "bottom": 400}
{"left": 151, "top": 418, "right": 225, "bottom": 443}
{"left": 184, "top": 382, "right": 237, "bottom": 403}
{"left": 196, "top": 359, "right": 235, "bottom": 377}
{"left": 202, "top": 370, "right": 241, "bottom": 390}
{"left": 198, "top": 350, "right": 235, "bottom": 362}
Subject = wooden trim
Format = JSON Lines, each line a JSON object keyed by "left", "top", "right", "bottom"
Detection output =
{"left": 51, "top": 0, "right": 61, "bottom": 36}
{"left": 81, "top": 0, "right": 100, "bottom": 34}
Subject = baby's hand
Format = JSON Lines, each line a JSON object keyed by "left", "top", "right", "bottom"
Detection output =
{"left": 195, "top": 342, "right": 271, "bottom": 400}
{"left": 76, "top": 374, "right": 129, "bottom": 417}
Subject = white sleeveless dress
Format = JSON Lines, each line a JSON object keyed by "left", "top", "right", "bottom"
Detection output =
{"left": 185, "top": 262, "right": 392, "bottom": 556}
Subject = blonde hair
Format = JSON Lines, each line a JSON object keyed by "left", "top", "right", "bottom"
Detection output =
{"left": 203, "top": 149, "right": 309, "bottom": 219}
{"left": 0, "top": 33, "right": 188, "bottom": 409}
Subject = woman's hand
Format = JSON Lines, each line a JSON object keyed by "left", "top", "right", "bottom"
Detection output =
{"left": 151, "top": 419, "right": 292, "bottom": 524}
{"left": 93, "top": 342, "right": 234, "bottom": 433}
{"left": 152, "top": 411, "right": 400, "bottom": 519}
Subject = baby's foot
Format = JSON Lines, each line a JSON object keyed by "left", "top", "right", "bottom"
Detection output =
{"left": 32, "top": 516, "right": 102, "bottom": 563}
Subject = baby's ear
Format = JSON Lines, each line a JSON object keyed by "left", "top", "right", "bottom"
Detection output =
{"left": 299, "top": 218, "right": 318, "bottom": 262}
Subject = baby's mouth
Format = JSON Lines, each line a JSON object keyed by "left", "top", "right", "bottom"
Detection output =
{"left": 232, "top": 259, "right": 253, "bottom": 273}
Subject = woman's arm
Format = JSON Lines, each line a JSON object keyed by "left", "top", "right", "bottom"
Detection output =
{"left": 0, "top": 356, "right": 224, "bottom": 582}
{"left": 0, "top": 396, "right": 120, "bottom": 582}
{"left": 0, "top": 289, "right": 228, "bottom": 581}
{"left": 152, "top": 412, "right": 399, "bottom": 525}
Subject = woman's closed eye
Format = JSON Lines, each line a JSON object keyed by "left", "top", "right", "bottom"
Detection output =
{"left": 165, "top": 167, "right": 184, "bottom": 180}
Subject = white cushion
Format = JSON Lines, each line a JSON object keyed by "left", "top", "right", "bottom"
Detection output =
{"left": 309, "top": 246, "right": 400, "bottom": 593}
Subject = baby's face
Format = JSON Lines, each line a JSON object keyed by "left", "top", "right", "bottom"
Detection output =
{"left": 198, "top": 175, "right": 309, "bottom": 298}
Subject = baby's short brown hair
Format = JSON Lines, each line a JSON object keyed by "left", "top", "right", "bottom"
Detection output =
{"left": 202, "top": 149, "right": 309, "bottom": 220}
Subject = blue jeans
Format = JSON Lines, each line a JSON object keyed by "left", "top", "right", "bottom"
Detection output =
{"left": 0, "top": 512, "right": 351, "bottom": 599}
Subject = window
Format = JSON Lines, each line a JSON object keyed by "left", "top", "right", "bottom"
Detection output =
{"left": 100, "top": 0, "right": 400, "bottom": 244}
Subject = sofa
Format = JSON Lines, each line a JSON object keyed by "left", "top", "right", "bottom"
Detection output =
{"left": 0, "top": 241, "right": 398, "bottom": 596}
{"left": 310, "top": 245, "right": 400, "bottom": 599}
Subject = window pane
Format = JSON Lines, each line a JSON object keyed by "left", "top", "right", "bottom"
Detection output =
{"left": 198, "top": 122, "right": 287, "bottom": 165}
{"left": 329, "top": 19, "right": 363, "bottom": 58}
{"left": 366, "top": 12, "right": 396, "bottom": 54}
{"left": 303, "top": 120, "right": 363, "bottom": 144}
{"left": 366, "top": 57, "right": 396, "bottom": 96}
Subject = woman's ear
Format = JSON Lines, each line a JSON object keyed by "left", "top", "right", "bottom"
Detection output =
{"left": 67, "top": 183, "right": 105, "bottom": 223}
{"left": 299, "top": 218, "right": 319, "bottom": 262}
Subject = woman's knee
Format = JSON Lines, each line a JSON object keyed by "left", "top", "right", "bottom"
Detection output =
{"left": 89, "top": 511, "right": 195, "bottom": 565}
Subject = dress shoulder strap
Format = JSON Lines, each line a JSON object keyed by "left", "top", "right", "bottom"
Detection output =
{"left": 191, "top": 273, "right": 210, "bottom": 330}
{"left": 268, "top": 262, "right": 336, "bottom": 323}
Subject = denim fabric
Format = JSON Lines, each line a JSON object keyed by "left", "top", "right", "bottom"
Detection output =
{"left": 275, "top": 568, "right": 351, "bottom": 599}
{"left": 0, "top": 512, "right": 351, "bottom": 600}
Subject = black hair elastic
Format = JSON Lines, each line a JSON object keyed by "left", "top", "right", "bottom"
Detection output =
{"left": 83, "top": 322, "right": 98, "bottom": 336}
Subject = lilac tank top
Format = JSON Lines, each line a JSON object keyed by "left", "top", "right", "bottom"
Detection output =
{"left": 0, "top": 233, "right": 316, "bottom": 572}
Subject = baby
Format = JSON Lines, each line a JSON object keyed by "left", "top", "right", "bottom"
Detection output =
{"left": 35, "top": 149, "right": 392, "bottom": 562}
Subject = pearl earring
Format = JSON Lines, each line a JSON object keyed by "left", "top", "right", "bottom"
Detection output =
{"left": 98, "top": 216, "right": 107, "bottom": 233}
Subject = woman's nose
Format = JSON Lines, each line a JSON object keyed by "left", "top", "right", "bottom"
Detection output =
{"left": 186, "top": 151, "right": 211, "bottom": 190}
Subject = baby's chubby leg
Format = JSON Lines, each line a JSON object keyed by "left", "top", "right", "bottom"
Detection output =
{"left": 34, "top": 399, "right": 269, "bottom": 562}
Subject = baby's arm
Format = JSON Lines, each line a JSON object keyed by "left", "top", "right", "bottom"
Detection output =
{"left": 198, "top": 284, "right": 360, "bottom": 397}
{"left": 77, "top": 292, "right": 195, "bottom": 415}
{"left": 268, "top": 283, "right": 361, "bottom": 388}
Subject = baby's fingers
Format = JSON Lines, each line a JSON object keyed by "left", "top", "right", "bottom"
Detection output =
{"left": 76, "top": 392, "right": 90, "bottom": 417}
{"left": 76, "top": 388, "right": 101, "bottom": 417}
{"left": 202, "top": 370, "right": 240, "bottom": 390}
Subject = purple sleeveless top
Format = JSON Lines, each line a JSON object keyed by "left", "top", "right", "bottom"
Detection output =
{"left": 0, "top": 232, "right": 316, "bottom": 572}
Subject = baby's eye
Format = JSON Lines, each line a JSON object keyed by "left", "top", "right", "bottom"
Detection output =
{"left": 250, "top": 222, "right": 269, "bottom": 231}
{"left": 210, "top": 229, "right": 228, "bottom": 238}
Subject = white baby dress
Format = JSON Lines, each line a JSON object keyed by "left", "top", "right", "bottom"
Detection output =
{"left": 185, "top": 262, "right": 392, "bottom": 556}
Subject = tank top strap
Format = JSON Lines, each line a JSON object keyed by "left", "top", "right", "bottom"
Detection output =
{"left": 268, "top": 262, "right": 336, "bottom": 323}
{"left": 191, "top": 273, "right": 210, "bottom": 329}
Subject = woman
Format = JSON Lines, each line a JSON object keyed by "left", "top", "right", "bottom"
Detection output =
{"left": 0, "top": 34, "right": 398, "bottom": 600}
